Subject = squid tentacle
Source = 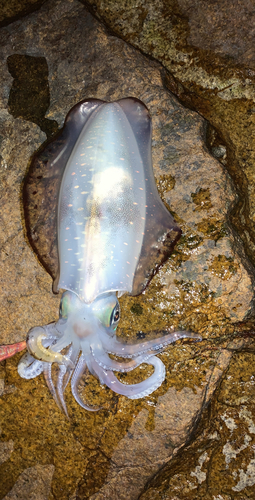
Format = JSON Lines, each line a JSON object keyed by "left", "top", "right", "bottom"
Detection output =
{"left": 90, "top": 343, "right": 155, "bottom": 372}
{"left": 18, "top": 352, "right": 45, "bottom": 379}
{"left": 57, "top": 365, "right": 70, "bottom": 416}
{"left": 44, "top": 322, "right": 63, "bottom": 337}
{"left": 27, "top": 327, "right": 74, "bottom": 368}
{"left": 17, "top": 337, "right": 59, "bottom": 379}
{"left": 99, "top": 330, "right": 202, "bottom": 358}
{"left": 43, "top": 363, "right": 63, "bottom": 412}
{"left": 57, "top": 343, "right": 81, "bottom": 416}
{"left": 71, "top": 355, "right": 100, "bottom": 411}
{"left": 90, "top": 354, "right": 165, "bottom": 399}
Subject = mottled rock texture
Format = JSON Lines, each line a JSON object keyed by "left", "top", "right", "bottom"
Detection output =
{"left": 3, "top": 464, "right": 55, "bottom": 500}
{"left": 83, "top": 0, "right": 255, "bottom": 273}
{"left": 0, "top": 0, "right": 254, "bottom": 499}
{"left": 0, "top": 0, "right": 47, "bottom": 28}
{"left": 139, "top": 347, "right": 255, "bottom": 499}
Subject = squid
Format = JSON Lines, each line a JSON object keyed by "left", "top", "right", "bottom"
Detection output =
{"left": 1, "top": 98, "right": 201, "bottom": 414}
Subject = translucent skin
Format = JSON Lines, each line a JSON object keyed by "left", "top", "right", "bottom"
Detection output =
{"left": 23, "top": 97, "right": 182, "bottom": 297}
{"left": 57, "top": 102, "right": 147, "bottom": 302}
{"left": 15, "top": 98, "right": 202, "bottom": 413}
{"left": 18, "top": 291, "right": 201, "bottom": 415}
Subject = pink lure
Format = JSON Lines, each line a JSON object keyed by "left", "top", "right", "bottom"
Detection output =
{"left": 0, "top": 341, "right": 26, "bottom": 362}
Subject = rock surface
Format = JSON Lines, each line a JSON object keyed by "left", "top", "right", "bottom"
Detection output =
{"left": 83, "top": 351, "right": 232, "bottom": 500}
{"left": 83, "top": 0, "right": 255, "bottom": 272}
{"left": 139, "top": 346, "right": 255, "bottom": 499}
{"left": 0, "top": 0, "right": 47, "bottom": 28}
{"left": 0, "top": 0, "right": 254, "bottom": 499}
{"left": 3, "top": 464, "right": 55, "bottom": 500}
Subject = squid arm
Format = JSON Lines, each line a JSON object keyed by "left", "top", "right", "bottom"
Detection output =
{"left": 27, "top": 327, "right": 74, "bottom": 368}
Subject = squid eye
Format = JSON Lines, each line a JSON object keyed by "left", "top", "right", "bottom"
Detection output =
{"left": 110, "top": 304, "right": 120, "bottom": 328}
{"left": 59, "top": 293, "right": 71, "bottom": 319}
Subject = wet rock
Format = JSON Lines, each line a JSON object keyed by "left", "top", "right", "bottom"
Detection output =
{"left": 7, "top": 54, "right": 58, "bottom": 137}
{"left": 0, "top": 428, "right": 14, "bottom": 467}
{"left": 0, "top": 118, "right": 60, "bottom": 345}
{"left": 83, "top": 0, "right": 255, "bottom": 276}
{"left": 0, "top": 343, "right": 234, "bottom": 500}
{"left": 0, "top": 0, "right": 47, "bottom": 28}
{"left": 3, "top": 464, "right": 54, "bottom": 500}
{"left": 78, "top": 352, "right": 231, "bottom": 500}
{"left": 139, "top": 349, "right": 255, "bottom": 499}
{"left": 178, "top": 0, "right": 255, "bottom": 67}
{"left": 0, "top": 0, "right": 254, "bottom": 499}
